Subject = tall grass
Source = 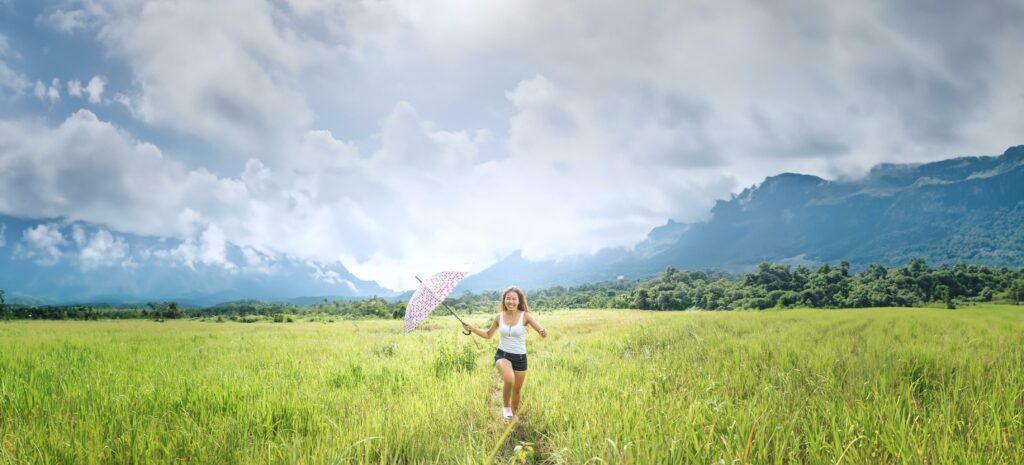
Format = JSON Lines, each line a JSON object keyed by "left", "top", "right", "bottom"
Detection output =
{"left": 1, "top": 306, "right": 1022, "bottom": 464}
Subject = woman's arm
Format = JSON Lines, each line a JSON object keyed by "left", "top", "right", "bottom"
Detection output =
{"left": 464, "top": 315, "right": 499, "bottom": 339}
{"left": 525, "top": 313, "right": 548, "bottom": 338}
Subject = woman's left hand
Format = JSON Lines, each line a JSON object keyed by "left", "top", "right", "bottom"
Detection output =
{"left": 538, "top": 327, "right": 548, "bottom": 338}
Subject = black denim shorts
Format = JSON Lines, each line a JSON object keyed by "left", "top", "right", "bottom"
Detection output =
{"left": 494, "top": 349, "right": 528, "bottom": 371}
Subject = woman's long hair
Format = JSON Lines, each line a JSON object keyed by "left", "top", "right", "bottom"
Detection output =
{"left": 499, "top": 286, "right": 529, "bottom": 313}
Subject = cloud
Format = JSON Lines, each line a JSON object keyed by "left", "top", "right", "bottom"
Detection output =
{"left": 0, "top": 110, "right": 193, "bottom": 236}
{"left": 112, "top": 92, "right": 137, "bottom": 114}
{"left": 67, "top": 79, "right": 83, "bottom": 97}
{"left": 1, "top": 99, "right": 726, "bottom": 289}
{"left": 8, "top": 0, "right": 1024, "bottom": 291}
{"left": 0, "top": 32, "right": 12, "bottom": 57}
{"left": 308, "top": 261, "right": 358, "bottom": 293}
{"left": 85, "top": 75, "right": 105, "bottom": 103}
{"left": 67, "top": 76, "right": 107, "bottom": 103}
{"left": 153, "top": 220, "right": 237, "bottom": 271}
{"left": 43, "top": 0, "right": 325, "bottom": 155}
{"left": 41, "top": 6, "right": 95, "bottom": 33}
{"left": 0, "top": 61, "right": 29, "bottom": 98}
{"left": 0, "top": 33, "right": 30, "bottom": 98}
{"left": 320, "top": 0, "right": 1024, "bottom": 181}
{"left": 240, "top": 246, "right": 271, "bottom": 274}
{"left": 76, "top": 226, "right": 131, "bottom": 269}
{"left": 34, "top": 78, "right": 61, "bottom": 104}
{"left": 296, "top": 93, "right": 737, "bottom": 289}
{"left": 12, "top": 221, "right": 135, "bottom": 269}
{"left": 0, "top": 223, "right": 6, "bottom": 247}
{"left": 17, "top": 223, "right": 65, "bottom": 266}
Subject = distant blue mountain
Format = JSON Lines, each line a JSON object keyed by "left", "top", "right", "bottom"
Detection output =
{"left": 0, "top": 216, "right": 394, "bottom": 306}
{"left": 459, "top": 145, "right": 1024, "bottom": 292}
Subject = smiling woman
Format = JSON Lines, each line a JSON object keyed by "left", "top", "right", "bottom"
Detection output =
{"left": 462, "top": 285, "right": 548, "bottom": 421}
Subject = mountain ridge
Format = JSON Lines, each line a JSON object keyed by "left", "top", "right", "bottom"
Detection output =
{"left": 458, "top": 145, "right": 1024, "bottom": 291}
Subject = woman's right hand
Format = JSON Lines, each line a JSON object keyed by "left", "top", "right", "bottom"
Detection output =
{"left": 462, "top": 322, "right": 473, "bottom": 333}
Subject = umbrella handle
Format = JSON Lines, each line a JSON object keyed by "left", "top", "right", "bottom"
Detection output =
{"left": 462, "top": 329, "right": 471, "bottom": 336}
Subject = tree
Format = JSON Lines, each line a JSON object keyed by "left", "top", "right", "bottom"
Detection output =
{"left": 936, "top": 284, "right": 955, "bottom": 309}
{"left": 863, "top": 264, "right": 887, "bottom": 281}
{"left": 908, "top": 258, "right": 927, "bottom": 273}
{"left": 1010, "top": 279, "right": 1024, "bottom": 304}
{"left": 664, "top": 266, "right": 679, "bottom": 281}
{"left": 634, "top": 289, "right": 651, "bottom": 309}
{"left": 162, "top": 302, "right": 184, "bottom": 319}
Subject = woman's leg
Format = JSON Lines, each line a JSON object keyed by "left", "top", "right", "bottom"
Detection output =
{"left": 495, "top": 359, "right": 515, "bottom": 408}
{"left": 511, "top": 370, "right": 527, "bottom": 416}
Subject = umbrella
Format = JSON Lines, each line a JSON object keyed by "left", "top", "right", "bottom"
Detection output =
{"left": 404, "top": 271, "right": 472, "bottom": 335}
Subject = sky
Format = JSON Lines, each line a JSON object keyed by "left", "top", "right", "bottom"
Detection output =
{"left": 0, "top": 0, "right": 1022, "bottom": 291}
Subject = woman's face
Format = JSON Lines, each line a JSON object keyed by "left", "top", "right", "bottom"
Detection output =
{"left": 504, "top": 291, "right": 520, "bottom": 312}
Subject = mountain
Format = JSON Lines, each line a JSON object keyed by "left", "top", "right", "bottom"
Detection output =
{"left": 0, "top": 215, "right": 395, "bottom": 306}
{"left": 458, "top": 220, "right": 690, "bottom": 292}
{"left": 459, "top": 145, "right": 1024, "bottom": 291}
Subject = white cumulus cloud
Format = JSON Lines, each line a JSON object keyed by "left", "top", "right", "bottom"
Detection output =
{"left": 77, "top": 227, "right": 130, "bottom": 270}
{"left": 65, "top": 76, "right": 105, "bottom": 103}
{"left": 18, "top": 223, "right": 66, "bottom": 266}
{"left": 67, "top": 79, "right": 83, "bottom": 97}
{"left": 44, "top": 0, "right": 325, "bottom": 155}
{"left": 34, "top": 78, "right": 61, "bottom": 104}
{"left": 0, "top": 61, "right": 29, "bottom": 98}
{"left": 85, "top": 75, "right": 105, "bottom": 103}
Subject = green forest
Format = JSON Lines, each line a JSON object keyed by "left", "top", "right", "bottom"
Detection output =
{"left": 2, "top": 258, "right": 1023, "bottom": 321}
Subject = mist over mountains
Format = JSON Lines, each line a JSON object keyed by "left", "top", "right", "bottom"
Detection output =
{"left": 1, "top": 146, "right": 1021, "bottom": 305}
{"left": 458, "top": 145, "right": 1024, "bottom": 291}
{"left": 0, "top": 214, "right": 391, "bottom": 306}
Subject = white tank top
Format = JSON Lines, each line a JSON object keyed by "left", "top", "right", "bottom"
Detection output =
{"left": 497, "top": 311, "right": 527, "bottom": 355}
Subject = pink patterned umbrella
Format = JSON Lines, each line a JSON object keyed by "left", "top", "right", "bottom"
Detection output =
{"left": 404, "top": 270, "right": 471, "bottom": 334}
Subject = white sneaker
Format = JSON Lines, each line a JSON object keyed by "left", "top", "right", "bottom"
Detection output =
{"left": 502, "top": 407, "right": 513, "bottom": 420}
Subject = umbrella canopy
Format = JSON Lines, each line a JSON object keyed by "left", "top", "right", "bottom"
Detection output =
{"left": 404, "top": 270, "right": 468, "bottom": 333}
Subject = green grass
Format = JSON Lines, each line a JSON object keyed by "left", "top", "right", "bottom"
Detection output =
{"left": 1, "top": 306, "right": 1023, "bottom": 464}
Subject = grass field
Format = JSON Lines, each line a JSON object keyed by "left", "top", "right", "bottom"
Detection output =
{"left": 1, "top": 306, "right": 1023, "bottom": 464}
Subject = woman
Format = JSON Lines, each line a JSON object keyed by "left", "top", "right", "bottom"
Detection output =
{"left": 463, "top": 286, "right": 548, "bottom": 420}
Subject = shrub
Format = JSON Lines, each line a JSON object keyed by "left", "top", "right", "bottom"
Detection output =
{"left": 432, "top": 338, "right": 478, "bottom": 377}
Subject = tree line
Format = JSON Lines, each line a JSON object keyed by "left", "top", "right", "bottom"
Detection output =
{"left": 1, "top": 259, "right": 1022, "bottom": 320}
{"left": 627, "top": 259, "right": 1024, "bottom": 310}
